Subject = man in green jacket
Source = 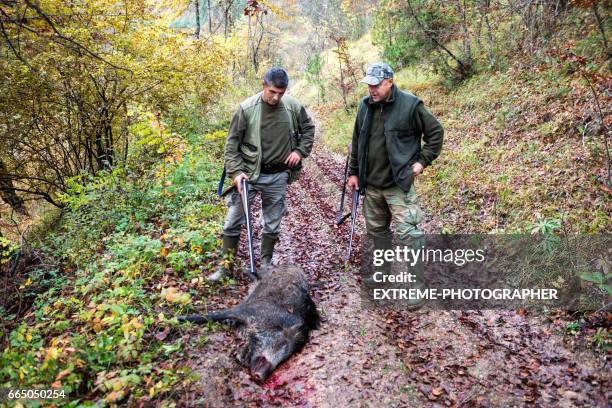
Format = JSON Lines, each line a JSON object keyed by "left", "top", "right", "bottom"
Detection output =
{"left": 347, "top": 62, "right": 444, "bottom": 305}
{"left": 209, "top": 67, "right": 315, "bottom": 282}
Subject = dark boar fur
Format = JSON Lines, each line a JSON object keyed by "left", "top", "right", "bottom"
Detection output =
{"left": 178, "top": 264, "right": 320, "bottom": 380}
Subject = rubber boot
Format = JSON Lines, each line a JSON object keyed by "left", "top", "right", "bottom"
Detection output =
{"left": 260, "top": 234, "right": 277, "bottom": 267}
{"left": 403, "top": 233, "right": 426, "bottom": 311}
{"left": 363, "top": 234, "right": 392, "bottom": 286}
{"left": 373, "top": 234, "right": 393, "bottom": 276}
{"left": 207, "top": 235, "right": 240, "bottom": 282}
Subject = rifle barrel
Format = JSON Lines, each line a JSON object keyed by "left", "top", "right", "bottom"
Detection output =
{"left": 347, "top": 190, "right": 359, "bottom": 260}
{"left": 241, "top": 179, "right": 257, "bottom": 279}
{"left": 336, "top": 144, "right": 352, "bottom": 225}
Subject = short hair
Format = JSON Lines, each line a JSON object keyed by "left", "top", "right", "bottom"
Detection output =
{"left": 263, "top": 67, "right": 289, "bottom": 88}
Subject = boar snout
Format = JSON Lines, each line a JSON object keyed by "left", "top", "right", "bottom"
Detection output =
{"left": 252, "top": 355, "right": 273, "bottom": 380}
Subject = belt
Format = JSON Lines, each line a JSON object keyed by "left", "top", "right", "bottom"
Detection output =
{"left": 261, "top": 163, "right": 288, "bottom": 174}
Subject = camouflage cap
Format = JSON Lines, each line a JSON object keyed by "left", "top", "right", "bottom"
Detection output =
{"left": 361, "top": 62, "right": 394, "bottom": 86}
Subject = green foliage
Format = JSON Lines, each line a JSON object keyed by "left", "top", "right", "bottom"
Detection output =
{"left": 580, "top": 272, "right": 612, "bottom": 296}
{"left": 320, "top": 107, "right": 357, "bottom": 154}
{"left": 0, "top": 237, "right": 18, "bottom": 265}
{"left": 529, "top": 217, "right": 563, "bottom": 254}
{"left": 305, "top": 54, "right": 326, "bottom": 104}
{"left": 564, "top": 321, "right": 611, "bottom": 351}
{"left": 530, "top": 218, "right": 562, "bottom": 235}
{"left": 580, "top": 256, "right": 612, "bottom": 297}
{"left": 393, "top": 55, "right": 610, "bottom": 234}
{"left": 0, "top": 0, "right": 229, "bottom": 207}
{"left": 0, "top": 117, "right": 225, "bottom": 404}
{"left": 372, "top": 0, "right": 454, "bottom": 69}
{"left": 392, "top": 65, "right": 437, "bottom": 94}
{"left": 591, "top": 328, "right": 611, "bottom": 351}
{"left": 564, "top": 320, "right": 583, "bottom": 334}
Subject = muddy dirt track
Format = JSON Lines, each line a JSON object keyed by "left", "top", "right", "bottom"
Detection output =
{"left": 178, "top": 129, "right": 611, "bottom": 407}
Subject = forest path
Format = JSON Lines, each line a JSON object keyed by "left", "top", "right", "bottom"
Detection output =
{"left": 181, "top": 116, "right": 610, "bottom": 407}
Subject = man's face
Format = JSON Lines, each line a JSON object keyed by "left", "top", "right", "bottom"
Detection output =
{"left": 262, "top": 83, "right": 286, "bottom": 106}
{"left": 368, "top": 79, "right": 393, "bottom": 103}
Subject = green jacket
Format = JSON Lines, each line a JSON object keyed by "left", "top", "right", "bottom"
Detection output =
{"left": 224, "top": 92, "right": 315, "bottom": 184}
{"left": 349, "top": 85, "right": 444, "bottom": 193}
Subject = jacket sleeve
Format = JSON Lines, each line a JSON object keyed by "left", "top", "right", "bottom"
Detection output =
{"left": 348, "top": 104, "right": 362, "bottom": 176}
{"left": 225, "top": 106, "right": 247, "bottom": 179}
{"left": 294, "top": 106, "right": 316, "bottom": 159}
{"left": 415, "top": 103, "right": 444, "bottom": 167}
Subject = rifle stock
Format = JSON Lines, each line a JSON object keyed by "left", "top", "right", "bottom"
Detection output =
{"left": 336, "top": 212, "right": 351, "bottom": 226}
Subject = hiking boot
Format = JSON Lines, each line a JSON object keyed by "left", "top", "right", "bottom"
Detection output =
{"left": 361, "top": 234, "right": 393, "bottom": 288}
{"left": 405, "top": 297, "right": 425, "bottom": 311}
{"left": 372, "top": 234, "right": 393, "bottom": 276}
{"left": 400, "top": 233, "right": 427, "bottom": 311}
{"left": 260, "top": 234, "right": 278, "bottom": 267}
{"left": 207, "top": 235, "right": 240, "bottom": 282}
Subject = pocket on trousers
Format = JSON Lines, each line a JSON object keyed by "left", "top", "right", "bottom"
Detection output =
{"left": 226, "top": 190, "right": 239, "bottom": 207}
{"left": 404, "top": 187, "right": 419, "bottom": 204}
{"left": 404, "top": 188, "right": 424, "bottom": 225}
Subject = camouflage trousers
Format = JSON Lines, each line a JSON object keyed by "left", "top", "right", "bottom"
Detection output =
{"left": 363, "top": 183, "right": 426, "bottom": 286}
{"left": 223, "top": 172, "right": 289, "bottom": 239}
{"left": 363, "top": 183, "right": 424, "bottom": 241}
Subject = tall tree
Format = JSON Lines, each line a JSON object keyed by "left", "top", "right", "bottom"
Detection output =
{"left": 207, "top": 0, "right": 213, "bottom": 33}
{"left": 244, "top": 0, "right": 268, "bottom": 73}
{"left": 0, "top": 0, "right": 228, "bottom": 207}
{"left": 195, "top": 0, "right": 201, "bottom": 38}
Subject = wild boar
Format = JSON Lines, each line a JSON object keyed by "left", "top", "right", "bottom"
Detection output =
{"left": 179, "top": 264, "right": 320, "bottom": 380}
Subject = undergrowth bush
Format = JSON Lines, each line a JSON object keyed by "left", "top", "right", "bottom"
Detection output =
{"left": 0, "top": 121, "right": 226, "bottom": 405}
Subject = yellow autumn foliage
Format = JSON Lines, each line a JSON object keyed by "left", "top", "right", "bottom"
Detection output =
{"left": 0, "top": 0, "right": 232, "bottom": 205}
{"left": 161, "top": 286, "right": 191, "bottom": 304}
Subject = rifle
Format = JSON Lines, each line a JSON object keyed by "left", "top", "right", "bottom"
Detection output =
{"left": 240, "top": 179, "right": 258, "bottom": 280}
{"left": 335, "top": 144, "right": 360, "bottom": 259}
{"left": 346, "top": 190, "right": 359, "bottom": 260}
{"left": 335, "top": 144, "right": 352, "bottom": 226}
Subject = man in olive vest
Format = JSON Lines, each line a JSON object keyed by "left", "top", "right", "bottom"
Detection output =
{"left": 347, "top": 62, "right": 444, "bottom": 307}
{"left": 208, "top": 67, "right": 315, "bottom": 281}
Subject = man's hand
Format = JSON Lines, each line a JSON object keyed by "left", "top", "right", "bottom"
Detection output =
{"left": 284, "top": 151, "right": 301, "bottom": 168}
{"left": 233, "top": 173, "right": 249, "bottom": 193}
{"left": 347, "top": 175, "right": 359, "bottom": 192}
{"left": 412, "top": 162, "right": 424, "bottom": 177}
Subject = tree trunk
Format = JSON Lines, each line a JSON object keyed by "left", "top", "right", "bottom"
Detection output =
{"left": 195, "top": 0, "right": 201, "bottom": 38}
{"left": 592, "top": 3, "right": 610, "bottom": 59}
{"left": 456, "top": 0, "right": 472, "bottom": 68}
{"left": 481, "top": 0, "right": 495, "bottom": 68}
{"left": 207, "top": 0, "right": 212, "bottom": 33}
{"left": 485, "top": 12, "right": 495, "bottom": 67}
{"left": 248, "top": 13, "right": 265, "bottom": 73}
{"left": 0, "top": 159, "right": 26, "bottom": 215}
{"left": 223, "top": 0, "right": 234, "bottom": 38}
